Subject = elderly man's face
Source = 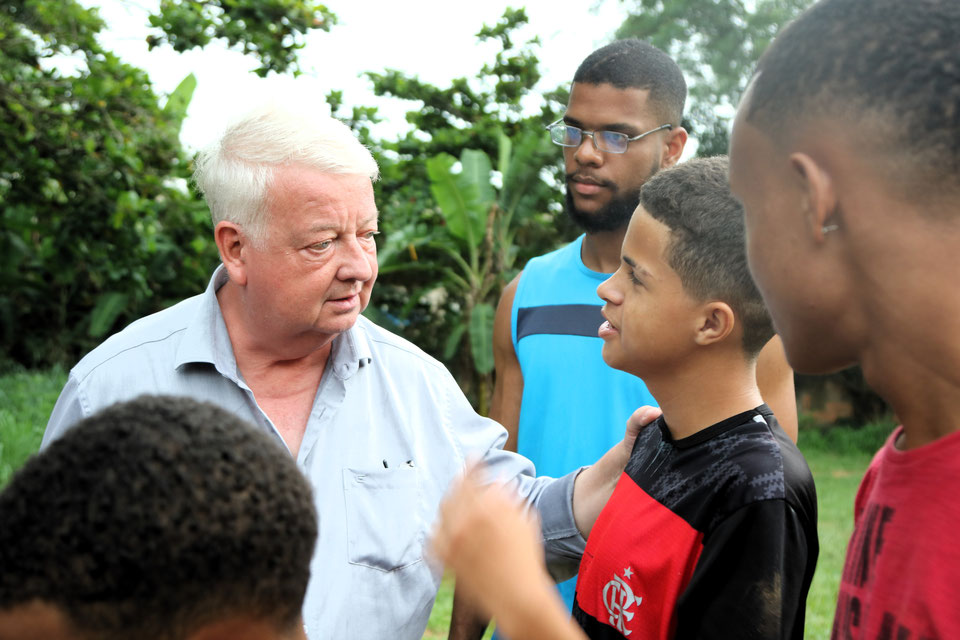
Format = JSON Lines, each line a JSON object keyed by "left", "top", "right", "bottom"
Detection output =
{"left": 242, "top": 166, "right": 378, "bottom": 344}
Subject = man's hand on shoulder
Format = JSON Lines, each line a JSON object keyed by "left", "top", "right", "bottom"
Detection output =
{"left": 573, "top": 405, "right": 661, "bottom": 539}
{"left": 621, "top": 405, "right": 663, "bottom": 460}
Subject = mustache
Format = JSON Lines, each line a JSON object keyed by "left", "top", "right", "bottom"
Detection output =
{"left": 566, "top": 173, "right": 617, "bottom": 190}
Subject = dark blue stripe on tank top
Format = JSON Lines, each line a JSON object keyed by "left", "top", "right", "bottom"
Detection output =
{"left": 516, "top": 304, "right": 605, "bottom": 341}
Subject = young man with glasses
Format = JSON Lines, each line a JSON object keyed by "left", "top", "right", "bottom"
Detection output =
{"left": 449, "top": 38, "right": 799, "bottom": 640}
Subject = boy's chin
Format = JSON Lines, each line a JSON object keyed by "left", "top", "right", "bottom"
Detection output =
{"left": 600, "top": 344, "right": 630, "bottom": 374}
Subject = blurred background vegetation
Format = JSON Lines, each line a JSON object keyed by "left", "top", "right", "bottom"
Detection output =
{"left": 2, "top": 0, "right": 885, "bottom": 421}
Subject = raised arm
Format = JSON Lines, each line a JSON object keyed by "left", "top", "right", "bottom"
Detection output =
{"left": 489, "top": 274, "right": 524, "bottom": 451}
{"left": 756, "top": 335, "right": 799, "bottom": 442}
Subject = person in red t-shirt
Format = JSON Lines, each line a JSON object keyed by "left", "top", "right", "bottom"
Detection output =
{"left": 727, "top": 0, "right": 960, "bottom": 637}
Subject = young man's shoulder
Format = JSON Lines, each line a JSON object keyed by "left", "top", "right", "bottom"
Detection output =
{"left": 628, "top": 406, "right": 815, "bottom": 531}
{"left": 708, "top": 408, "right": 814, "bottom": 511}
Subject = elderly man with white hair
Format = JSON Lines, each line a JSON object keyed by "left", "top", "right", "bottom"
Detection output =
{"left": 43, "top": 103, "right": 640, "bottom": 639}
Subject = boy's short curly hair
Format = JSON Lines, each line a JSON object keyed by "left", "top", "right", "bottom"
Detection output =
{"left": 640, "top": 156, "right": 774, "bottom": 356}
{"left": 0, "top": 395, "right": 317, "bottom": 640}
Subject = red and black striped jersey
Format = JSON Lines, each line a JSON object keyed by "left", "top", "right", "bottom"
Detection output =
{"left": 573, "top": 405, "right": 818, "bottom": 640}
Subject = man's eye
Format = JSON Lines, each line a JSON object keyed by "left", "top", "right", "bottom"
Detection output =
{"left": 311, "top": 240, "right": 333, "bottom": 251}
{"left": 362, "top": 231, "right": 380, "bottom": 240}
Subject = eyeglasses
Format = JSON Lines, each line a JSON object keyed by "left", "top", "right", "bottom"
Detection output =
{"left": 546, "top": 119, "right": 673, "bottom": 154}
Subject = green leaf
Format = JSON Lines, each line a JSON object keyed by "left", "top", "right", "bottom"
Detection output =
{"left": 460, "top": 148, "right": 495, "bottom": 211}
{"left": 426, "top": 153, "right": 478, "bottom": 246}
{"left": 468, "top": 303, "right": 495, "bottom": 375}
{"left": 443, "top": 322, "right": 467, "bottom": 361}
{"left": 163, "top": 72, "right": 198, "bottom": 133}
{"left": 497, "top": 129, "right": 512, "bottom": 178}
{"left": 426, "top": 150, "right": 492, "bottom": 250}
{"left": 88, "top": 292, "right": 129, "bottom": 338}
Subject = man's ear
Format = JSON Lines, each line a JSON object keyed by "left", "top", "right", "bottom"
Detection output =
{"left": 789, "top": 152, "right": 839, "bottom": 242}
{"left": 214, "top": 221, "right": 249, "bottom": 287}
{"left": 693, "top": 301, "right": 736, "bottom": 347}
{"left": 661, "top": 126, "right": 689, "bottom": 169}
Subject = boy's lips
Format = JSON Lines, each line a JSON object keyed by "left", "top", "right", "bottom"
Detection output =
{"left": 598, "top": 319, "right": 619, "bottom": 339}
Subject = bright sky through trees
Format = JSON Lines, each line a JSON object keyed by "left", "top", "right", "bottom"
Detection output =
{"left": 78, "top": 0, "right": 628, "bottom": 150}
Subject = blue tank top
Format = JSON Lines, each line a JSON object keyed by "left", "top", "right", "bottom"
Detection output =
{"left": 512, "top": 234, "right": 658, "bottom": 478}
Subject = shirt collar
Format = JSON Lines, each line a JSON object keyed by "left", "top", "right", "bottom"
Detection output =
{"left": 174, "top": 265, "right": 237, "bottom": 377}
{"left": 331, "top": 316, "right": 374, "bottom": 379}
{"left": 174, "top": 265, "right": 374, "bottom": 379}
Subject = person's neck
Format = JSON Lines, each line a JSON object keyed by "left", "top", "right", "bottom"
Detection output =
{"left": 581, "top": 227, "right": 628, "bottom": 274}
{"left": 860, "top": 337, "right": 960, "bottom": 451}
{"left": 216, "top": 280, "right": 335, "bottom": 375}
{"left": 644, "top": 351, "right": 764, "bottom": 441}
{"left": 846, "top": 210, "right": 960, "bottom": 451}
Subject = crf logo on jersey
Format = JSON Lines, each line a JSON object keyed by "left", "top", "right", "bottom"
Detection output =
{"left": 602, "top": 567, "right": 642, "bottom": 635}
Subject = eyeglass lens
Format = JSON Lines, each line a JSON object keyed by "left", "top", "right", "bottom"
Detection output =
{"left": 550, "top": 125, "right": 628, "bottom": 153}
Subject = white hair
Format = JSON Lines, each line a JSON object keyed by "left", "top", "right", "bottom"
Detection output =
{"left": 193, "top": 101, "right": 380, "bottom": 244}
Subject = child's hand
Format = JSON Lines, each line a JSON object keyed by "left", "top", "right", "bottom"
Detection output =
{"left": 621, "top": 405, "right": 662, "bottom": 458}
{"left": 429, "top": 463, "right": 546, "bottom": 618}
{"left": 430, "top": 465, "right": 588, "bottom": 640}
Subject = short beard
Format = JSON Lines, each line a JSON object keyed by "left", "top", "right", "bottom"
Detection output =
{"left": 565, "top": 185, "right": 643, "bottom": 233}
{"left": 564, "top": 159, "right": 659, "bottom": 233}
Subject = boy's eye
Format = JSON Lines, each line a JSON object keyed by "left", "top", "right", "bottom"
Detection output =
{"left": 628, "top": 270, "right": 643, "bottom": 286}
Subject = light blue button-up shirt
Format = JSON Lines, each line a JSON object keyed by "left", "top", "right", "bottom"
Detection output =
{"left": 44, "top": 266, "right": 586, "bottom": 639}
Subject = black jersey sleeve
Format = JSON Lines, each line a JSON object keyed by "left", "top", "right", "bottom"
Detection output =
{"left": 673, "top": 499, "right": 814, "bottom": 640}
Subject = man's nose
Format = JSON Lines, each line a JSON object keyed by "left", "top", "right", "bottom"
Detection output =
{"left": 337, "top": 237, "right": 374, "bottom": 281}
{"left": 573, "top": 132, "right": 604, "bottom": 166}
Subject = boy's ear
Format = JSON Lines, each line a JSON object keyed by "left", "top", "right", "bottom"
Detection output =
{"left": 693, "top": 301, "right": 736, "bottom": 347}
{"left": 789, "top": 152, "right": 839, "bottom": 242}
{"left": 214, "top": 221, "right": 249, "bottom": 287}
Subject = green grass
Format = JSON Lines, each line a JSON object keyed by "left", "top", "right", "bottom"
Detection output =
{"left": 0, "top": 368, "right": 893, "bottom": 639}
{"left": 0, "top": 365, "right": 67, "bottom": 487}
{"left": 798, "top": 445, "right": 875, "bottom": 638}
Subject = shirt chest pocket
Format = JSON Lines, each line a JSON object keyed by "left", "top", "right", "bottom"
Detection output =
{"left": 342, "top": 466, "right": 424, "bottom": 572}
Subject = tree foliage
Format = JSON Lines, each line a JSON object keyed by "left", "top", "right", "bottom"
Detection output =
{"left": 0, "top": 0, "right": 334, "bottom": 367}
{"left": 334, "top": 9, "right": 576, "bottom": 405}
{"left": 616, "top": 0, "right": 813, "bottom": 155}
{"left": 146, "top": 0, "right": 336, "bottom": 77}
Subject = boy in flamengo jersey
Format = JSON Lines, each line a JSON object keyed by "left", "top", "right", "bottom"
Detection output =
{"left": 432, "top": 156, "right": 818, "bottom": 640}
{"left": 572, "top": 156, "right": 817, "bottom": 639}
